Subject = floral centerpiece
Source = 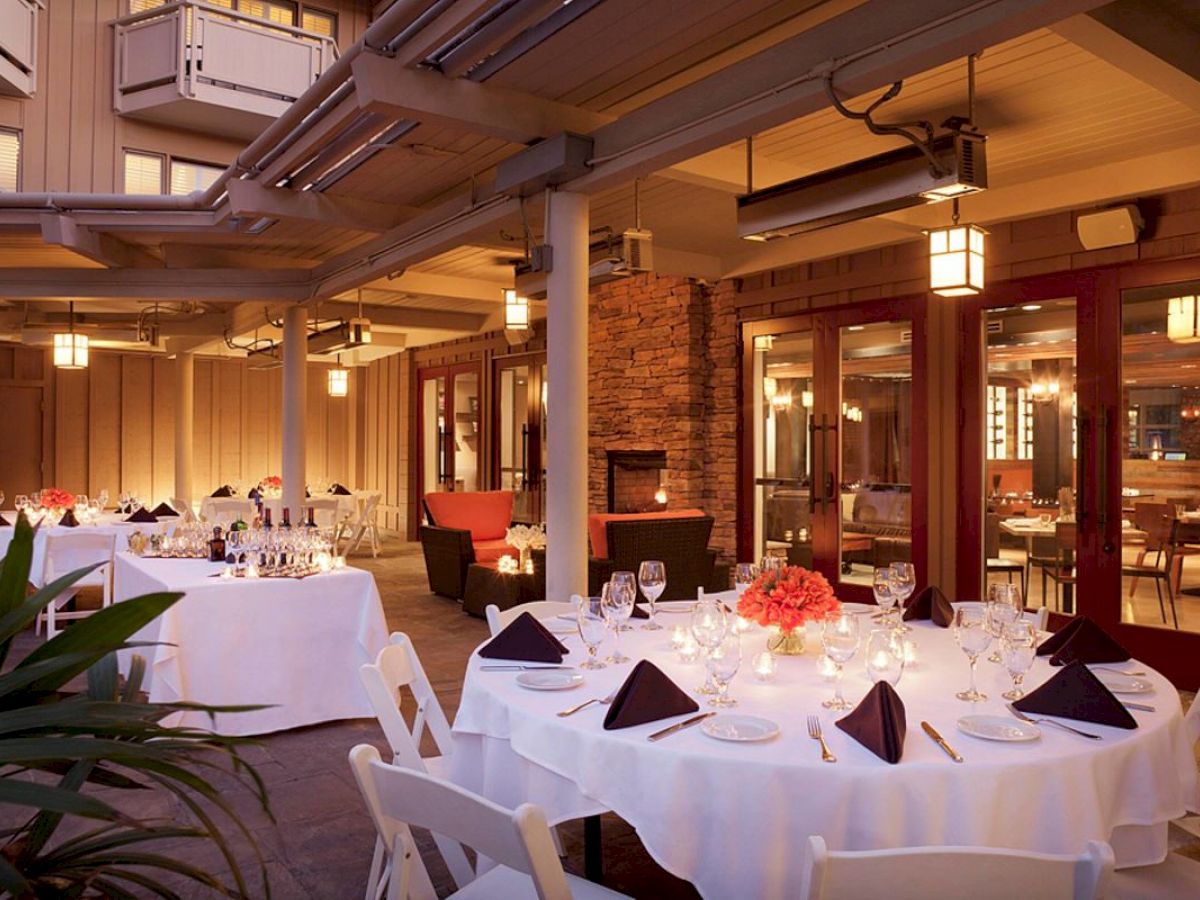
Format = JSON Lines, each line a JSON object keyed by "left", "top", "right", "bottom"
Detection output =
{"left": 258, "top": 475, "right": 283, "bottom": 498}
{"left": 736, "top": 565, "right": 841, "bottom": 655}
{"left": 505, "top": 523, "right": 546, "bottom": 570}
{"left": 39, "top": 487, "right": 76, "bottom": 511}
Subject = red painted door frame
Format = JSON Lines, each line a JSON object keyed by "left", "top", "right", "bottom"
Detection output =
{"left": 416, "top": 361, "right": 481, "bottom": 498}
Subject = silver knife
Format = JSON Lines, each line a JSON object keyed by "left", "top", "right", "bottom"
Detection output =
{"left": 1122, "top": 701, "right": 1155, "bottom": 712}
{"left": 480, "top": 665, "right": 574, "bottom": 671}
{"left": 647, "top": 711, "right": 716, "bottom": 742}
{"left": 921, "top": 720, "right": 964, "bottom": 763}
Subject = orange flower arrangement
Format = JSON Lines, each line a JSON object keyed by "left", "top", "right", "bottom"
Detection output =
{"left": 736, "top": 565, "right": 841, "bottom": 633}
{"left": 39, "top": 487, "right": 76, "bottom": 510}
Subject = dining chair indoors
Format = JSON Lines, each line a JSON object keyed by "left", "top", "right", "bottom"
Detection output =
{"left": 485, "top": 599, "right": 577, "bottom": 637}
{"left": 348, "top": 746, "right": 632, "bottom": 900}
{"left": 168, "top": 497, "right": 197, "bottom": 523}
{"left": 798, "top": 835, "right": 1112, "bottom": 900}
{"left": 38, "top": 532, "right": 117, "bottom": 639}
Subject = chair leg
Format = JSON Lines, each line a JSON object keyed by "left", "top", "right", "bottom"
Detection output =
{"left": 1166, "top": 575, "right": 1180, "bottom": 630}
{"left": 1129, "top": 549, "right": 1147, "bottom": 597}
{"left": 364, "top": 836, "right": 385, "bottom": 900}
{"left": 1154, "top": 576, "right": 1167, "bottom": 624}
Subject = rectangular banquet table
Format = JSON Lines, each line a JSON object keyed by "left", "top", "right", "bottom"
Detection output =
{"left": 114, "top": 553, "right": 388, "bottom": 736}
{"left": 0, "top": 512, "right": 171, "bottom": 587}
{"left": 451, "top": 608, "right": 1197, "bottom": 900}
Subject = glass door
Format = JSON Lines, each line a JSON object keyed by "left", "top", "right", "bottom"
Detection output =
{"left": 493, "top": 353, "right": 546, "bottom": 522}
{"left": 417, "top": 363, "right": 480, "bottom": 496}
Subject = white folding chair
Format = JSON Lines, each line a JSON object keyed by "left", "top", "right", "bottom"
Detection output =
{"left": 169, "top": 497, "right": 197, "bottom": 524}
{"left": 348, "top": 746, "right": 632, "bottom": 900}
{"left": 203, "top": 497, "right": 254, "bottom": 527}
{"left": 306, "top": 496, "right": 341, "bottom": 529}
{"left": 798, "top": 835, "right": 1113, "bottom": 900}
{"left": 38, "top": 532, "right": 117, "bottom": 639}
{"left": 359, "top": 634, "right": 472, "bottom": 900}
{"left": 344, "top": 492, "right": 382, "bottom": 558}
{"left": 485, "top": 599, "right": 577, "bottom": 637}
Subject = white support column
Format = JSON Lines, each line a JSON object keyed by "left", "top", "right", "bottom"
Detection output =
{"left": 282, "top": 304, "right": 308, "bottom": 519}
{"left": 173, "top": 350, "right": 194, "bottom": 508}
{"left": 545, "top": 190, "right": 589, "bottom": 600}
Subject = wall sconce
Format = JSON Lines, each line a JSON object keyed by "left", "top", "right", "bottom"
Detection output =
{"left": 1167, "top": 295, "right": 1200, "bottom": 344}
{"left": 927, "top": 198, "right": 986, "bottom": 297}
{"left": 763, "top": 376, "right": 778, "bottom": 399}
{"left": 1029, "top": 379, "right": 1060, "bottom": 403}
{"left": 801, "top": 390, "right": 814, "bottom": 409}
{"left": 842, "top": 401, "right": 862, "bottom": 422}
{"left": 770, "top": 391, "right": 793, "bottom": 412}
{"left": 753, "top": 335, "right": 774, "bottom": 352}
{"left": 504, "top": 288, "right": 530, "bottom": 330}
{"left": 327, "top": 355, "right": 349, "bottom": 397}
{"left": 53, "top": 301, "right": 89, "bottom": 370}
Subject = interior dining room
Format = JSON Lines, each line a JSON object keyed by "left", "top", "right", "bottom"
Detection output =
{"left": 1, "top": 1, "right": 1199, "bottom": 898}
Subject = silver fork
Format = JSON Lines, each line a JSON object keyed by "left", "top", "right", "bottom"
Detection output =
{"left": 807, "top": 715, "right": 836, "bottom": 763}
{"left": 1092, "top": 666, "right": 1147, "bottom": 677}
{"left": 557, "top": 688, "right": 618, "bottom": 718}
{"left": 1008, "top": 704, "right": 1101, "bottom": 740}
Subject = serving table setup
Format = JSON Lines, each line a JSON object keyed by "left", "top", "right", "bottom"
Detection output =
{"left": 452, "top": 565, "right": 1196, "bottom": 900}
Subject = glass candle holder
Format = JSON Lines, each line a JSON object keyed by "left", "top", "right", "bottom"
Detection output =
{"left": 671, "top": 625, "right": 688, "bottom": 650}
{"left": 677, "top": 636, "right": 700, "bottom": 664}
{"left": 752, "top": 651, "right": 777, "bottom": 682}
{"left": 864, "top": 629, "right": 905, "bottom": 686}
{"left": 817, "top": 655, "right": 839, "bottom": 681}
{"left": 902, "top": 639, "right": 919, "bottom": 668}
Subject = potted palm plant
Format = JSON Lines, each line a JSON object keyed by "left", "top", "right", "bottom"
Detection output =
{"left": 0, "top": 515, "right": 271, "bottom": 897}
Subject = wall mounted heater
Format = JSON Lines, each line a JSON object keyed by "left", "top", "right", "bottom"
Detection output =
{"left": 737, "top": 132, "right": 986, "bottom": 241}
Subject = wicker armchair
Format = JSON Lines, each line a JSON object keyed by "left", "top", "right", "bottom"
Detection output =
{"left": 587, "top": 515, "right": 726, "bottom": 600}
{"left": 419, "top": 491, "right": 514, "bottom": 600}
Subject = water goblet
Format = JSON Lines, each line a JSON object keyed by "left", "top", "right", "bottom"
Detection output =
{"left": 821, "top": 613, "right": 861, "bottom": 710}
{"left": 601, "top": 582, "right": 634, "bottom": 663}
{"left": 707, "top": 632, "right": 742, "bottom": 707}
{"left": 954, "top": 607, "right": 993, "bottom": 701}
{"left": 98, "top": 489, "right": 109, "bottom": 509}
{"left": 986, "top": 583, "right": 1022, "bottom": 663}
{"left": 30, "top": 491, "right": 41, "bottom": 509}
{"left": 14, "top": 494, "right": 27, "bottom": 515}
{"left": 864, "top": 628, "right": 905, "bottom": 686}
{"left": 691, "top": 598, "right": 728, "bottom": 695}
{"left": 1000, "top": 620, "right": 1038, "bottom": 700}
{"left": 889, "top": 562, "right": 916, "bottom": 631}
{"left": 0, "top": 491, "right": 5, "bottom": 512}
{"left": 637, "top": 560, "right": 666, "bottom": 631}
{"left": 872, "top": 567, "right": 898, "bottom": 627}
{"left": 610, "top": 571, "right": 637, "bottom": 631}
{"left": 734, "top": 563, "right": 759, "bottom": 595}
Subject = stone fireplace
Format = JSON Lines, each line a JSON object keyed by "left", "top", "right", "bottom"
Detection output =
{"left": 606, "top": 449, "right": 668, "bottom": 513}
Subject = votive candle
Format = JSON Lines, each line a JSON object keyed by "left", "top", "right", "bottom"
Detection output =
{"left": 677, "top": 636, "right": 700, "bottom": 663}
{"left": 671, "top": 625, "right": 688, "bottom": 650}
{"left": 752, "top": 651, "right": 777, "bottom": 682}
{"left": 220, "top": 566, "right": 234, "bottom": 580}
{"left": 733, "top": 615, "right": 752, "bottom": 634}
{"left": 817, "top": 654, "right": 839, "bottom": 681}
{"left": 333, "top": 555, "right": 346, "bottom": 569}
{"left": 902, "top": 639, "right": 919, "bottom": 667}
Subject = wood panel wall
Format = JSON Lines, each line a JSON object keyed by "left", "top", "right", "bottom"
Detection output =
{"left": 361, "top": 353, "right": 410, "bottom": 534}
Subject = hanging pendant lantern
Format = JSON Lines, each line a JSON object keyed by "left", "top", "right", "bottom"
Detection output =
{"left": 504, "top": 288, "right": 530, "bottom": 329}
{"left": 328, "top": 354, "right": 349, "bottom": 397}
{"left": 928, "top": 198, "right": 986, "bottom": 297}
{"left": 1167, "top": 295, "right": 1200, "bottom": 343}
{"left": 53, "top": 301, "right": 89, "bottom": 369}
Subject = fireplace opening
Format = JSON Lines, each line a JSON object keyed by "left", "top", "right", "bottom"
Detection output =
{"left": 606, "top": 450, "right": 668, "bottom": 513}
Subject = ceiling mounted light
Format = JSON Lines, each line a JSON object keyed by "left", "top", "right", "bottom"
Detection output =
{"left": 327, "top": 355, "right": 349, "bottom": 398}
{"left": 1167, "top": 295, "right": 1200, "bottom": 344}
{"left": 928, "top": 197, "right": 986, "bottom": 297}
{"left": 53, "top": 301, "right": 88, "bottom": 370}
{"left": 349, "top": 290, "right": 371, "bottom": 345}
{"left": 763, "top": 376, "right": 778, "bottom": 399}
{"left": 753, "top": 335, "right": 774, "bottom": 352}
{"left": 504, "top": 288, "right": 530, "bottom": 330}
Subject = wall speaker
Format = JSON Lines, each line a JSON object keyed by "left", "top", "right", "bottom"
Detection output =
{"left": 1076, "top": 204, "right": 1143, "bottom": 250}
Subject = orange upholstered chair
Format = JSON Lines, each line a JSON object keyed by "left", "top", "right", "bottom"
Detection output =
{"left": 420, "top": 491, "right": 515, "bottom": 599}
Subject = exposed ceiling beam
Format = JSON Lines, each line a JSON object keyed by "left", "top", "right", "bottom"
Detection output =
{"left": 351, "top": 53, "right": 612, "bottom": 144}
{"left": 1051, "top": 12, "right": 1200, "bottom": 113}
{"left": 0, "top": 210, "right": 221, "bottom": 231}
{"left": 39, "top": 215, "right": 160, "bottom": 268}
{"left": 319, "top": 300, "right": 487, "bottom": 333}
{"left": 225, "top": 180, "right": 418, "bottom": 234}
{"left": 388, "top": 0, "right": 501, "bottom": 68}
{"left": 661, "top": 146, "right": 810, "bottom": 194}
{"left": 364, "top": 270, "right": 511, "bottom": 302}
{"left": 160, "top": 244, "right": 322, "bottom": 270}
{"left": 0, "top": 268, "right": 313, "bottom": 301}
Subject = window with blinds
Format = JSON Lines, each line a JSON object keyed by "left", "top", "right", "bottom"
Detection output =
{"left": 123, "top": 150, "right": 165, "bottom": 194}
{"left": 0, "top": 130, "right": 19, "bottom": 192}
{"left": 241, "top": 0, "right": 297, "bottom": 26}
{"left": 302, "top": 8, "right": 335, "bottom": 37}
{"left": 169, "top": 159, "right": 224, "bottom": 196}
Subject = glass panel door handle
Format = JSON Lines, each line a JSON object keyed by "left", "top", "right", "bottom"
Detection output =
{"left": 809, "top": 418, "right": 820, "bottom": 513}
{"left": 823, "top": 419, "right": 839, "bottom": 505}
{"left": 1098, "top": 408, "right": 1114, "bottom": 554}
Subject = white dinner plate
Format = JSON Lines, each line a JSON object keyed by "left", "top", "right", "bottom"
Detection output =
{"left": 540, "top": 617, "right": 577, "bottom": 636}
{"left": 641, "top": 600, "right": 696, "bottom": 614}
{"left": 516, "top": 671, "right": 583, "bottom": 691}
{"left": 1092, "top": 670, "right": 1153, "bottom": 694}
{"left": 956, "top": 715, "right": 1040, "bottom": 742}
{"left": 839, "top": 602, "right": 876, "bottom": 616}
{"left": 701, "top": 714, "right": 780, "bottom": 743}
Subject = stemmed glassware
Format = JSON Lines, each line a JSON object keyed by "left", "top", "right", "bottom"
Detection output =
{"left": 609, "top": 571, "right": 637, "bottom": 631}
{"left": 0, "top": 491, "right": 6, "bottom": 512}
{"left": 821, "top": 613, "right": 861, "bottom": 710}
{"left": 706, "top": 632, "right": 742, "bottom": 707}
{"left": 637, "top": 560, "right": 666, "bottom": 631}
{"left": 864, "top": 628, "right": 905, "bottom": 686}
{"left": 690, "top": 597, "right": 728, "bottom": 694}
{"left": 577, "top": 595, "right": 608, "bottom": 670}
{"left": 889, "top": 562, "right": 916, "bottom": 632}
{"left": 601, "top": 581, "right": 634, "bottom": 663}
{"left": 985, "top": 583, "right": 1022, "bottom": 663}
{"left": 1000, "top": 620, "right": 1038, "bottom": 700}
{"left": 97, "top": 489, "right": 109, "bottom": 510}
{"left": 872, "top": 567, "right": 898, "bottom": 628}
{"left": 954, "top": 607, "right": 993, "bottom": 701}
{"left": 734, "top": 563, "right": 758, "bottom": 595}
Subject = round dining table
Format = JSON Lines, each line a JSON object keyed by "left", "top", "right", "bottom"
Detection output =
{"left": 451, "top": 602, "right": 1197, "bottom": 900}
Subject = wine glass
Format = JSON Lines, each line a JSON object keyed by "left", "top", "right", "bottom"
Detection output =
{"left": 872, "top": 567, "right": 898, "bottom": 628}
{"left": 610, "top": 571, "right": 637, "bottom": 631}
{"left": 864, "top": 628, "right": 905, "bottom": 686}
{"left": 760, "top": 555, "right": 784, "bottom": 575}
{"left": 14, "top": 494, "right": 27, "bottom": 514}
{"left": 690, "top": 597, "right": 728, "bottom": 695}
{"left": 986, "top": 583, "right": 1022, "bottom": 663}
{"left": 734, "top": 563, "right": 758, "bottom": 595}
{"left": 30, "top": 491, "right": 41, "bottom": 509}
{"left": 637, "top": 560, "right": 666, "bottom": 631}
{"left": 706, "top": 632, "right": 742, "bottom": 707}
{"left": 98, "top": 489, "right": 109, "bottom": 509}
{"left": 0, "top": 490, "right": 5, "bottom": 512}
{"left": 954, "top": 607, "right": 993, "bottom": 701}
{"left": 821, "top": 613, "right": 861, "bottom": 710}
{"left": 576, "top": 597, "right": 608, "bottom": 669}
{"left": 601, "top": 581, "right": 634, "bottom": 664}
{"left": 889, "top": 562, "right": 916, "bottom": 631}
{"left": 1000, "top": 620, "right": 1038, "bottom": 700}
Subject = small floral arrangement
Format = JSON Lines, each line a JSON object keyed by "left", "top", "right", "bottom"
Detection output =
{"left": 504, "top": 524, "right": 546, "bottom": 553}
{"left": 737, "top": 565, "right": 841, "bottom": 633}
{"left": 258, "top": 476, "right": 283, "bottom": 498}
{"left": 39, "top": 487, "right": 76, "bottom": 510}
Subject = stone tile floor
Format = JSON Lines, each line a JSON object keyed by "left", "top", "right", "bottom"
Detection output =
{"left": 4, "top": 541, "right": 1199, "bottom": 898}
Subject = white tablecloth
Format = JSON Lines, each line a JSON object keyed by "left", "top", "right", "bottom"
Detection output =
{"left": 114, "top": 553, "right": 388, "bottom": 736}
{"left": 261, "top": 494, "right": 361, "bottom": 524}
{"left": 0, "top": 512, "right": 175, "bottom": 587}
{"left": 452, "top": 613, "right": 1197, "bottom": 900}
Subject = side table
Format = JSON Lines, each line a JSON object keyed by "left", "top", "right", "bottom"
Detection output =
{"left": 462, "top": 561, "right": 540, "bottom": 618}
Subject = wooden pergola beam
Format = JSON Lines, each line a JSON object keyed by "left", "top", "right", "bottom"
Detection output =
{"left": 225, "top": 180, "right": 418, "bottom": 234}
{"left": 0, "top": 268, "right": 313, "bottom": 301}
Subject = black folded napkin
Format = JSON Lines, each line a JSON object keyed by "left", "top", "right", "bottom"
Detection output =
{"left": 1049, "top": 619, "right": 1131, "bottom": 667}
{"left": 329, "top": 483, "right": 352, "bottom": 496}
{"left": 836, "top": 681, "right": 907, "bottom": 763}
{"left": 603, "top": 660, "right": 699, "bottom": 730}
{"left": 248, "top": 487, "right": 260, "bottom": 500}
{"left": 630, "top": 603, "right": 649, "bottom": 619}
{"left": 1013, "top": 660, "right": 1137, "bottom": 729}
{"left": 58, "top": 509, "right": 80, "bottom": 528}
{"left": 478, "top": 612, "right": 567, "bottom": 663}
{"left": 211, "top": 486, "right": 232, "bottom": 498}
{"left": 125, "top": 508, "right": 157, "bottom": 524}
{"left": 902, "top": 585, "right": 954, "bottom": 627}
{"left": 1036, "top": 616, "right": 1084, "bottom": 656}
{"left": 150, "top": 502, "right": 177, "bottom": 517}
{"left": 0, "top": 514, "right": 10, "bottom": 527}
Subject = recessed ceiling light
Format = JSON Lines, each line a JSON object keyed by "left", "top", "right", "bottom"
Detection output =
{"left": 1021, "top": 304, "right": 1042, "bottom": 311}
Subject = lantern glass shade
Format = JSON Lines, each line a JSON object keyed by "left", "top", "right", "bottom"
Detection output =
{"left": 53, "top": 332, "right": 89, "bottom": 369}
{"left": 328, "top": 367, "right": 349, "bottom": 397}
{"left": 928, "top": 223, "right": 986, "bottom": 297}
{"left": 763, "top": 376, "right": 778, "bottom": 399}
{"left": 801, "top": 390, "right": 814, "bottom": 409}
{"left": 1167, "top": 296, "right": 1200, "bottom": 343}
{"left": 504, "top": 289, "right": 530, "bottom": 329}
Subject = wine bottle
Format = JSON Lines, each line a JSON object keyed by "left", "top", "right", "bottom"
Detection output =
{"left": 281, "top": 507, "right": 292, "bottom": 529}
{"left": 263, "top": 507, "right": 273, "bottom": 530}
{"left": 306, "top": 506, "right": 316, "bottom": 528}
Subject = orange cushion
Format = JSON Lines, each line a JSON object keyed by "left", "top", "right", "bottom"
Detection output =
{"left": 473, "top": 538, "right": 511, "bottom": 564}
{"left": 425, "top": 491, "right": 513, "bottom": 542}
{"left": 587, "top": 509, "right": 706, "bottom": 559}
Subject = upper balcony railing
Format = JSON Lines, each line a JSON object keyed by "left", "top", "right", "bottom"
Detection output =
{"left": 0, "top": 0, "right": 40, "bottom": 98}
{"left": 113, "top": 1, "right": 338, "bottom": 141}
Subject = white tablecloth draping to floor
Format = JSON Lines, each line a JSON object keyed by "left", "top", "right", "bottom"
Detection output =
{"left": 0, "top": 512, "right": 176, "bottom": 587}
{"left": 452, "top": 614, "right": 1197, "bottom": 900}
{"left": 114, "top": 553, "right": 388, "bottom": 736}
{"left": 261, "top": 494, "right": 361, "bottom": 524}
